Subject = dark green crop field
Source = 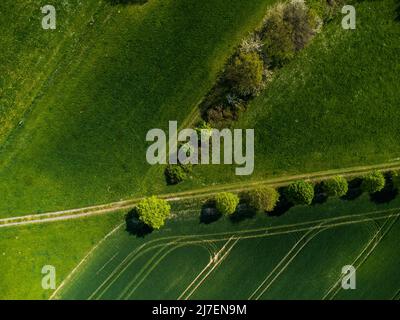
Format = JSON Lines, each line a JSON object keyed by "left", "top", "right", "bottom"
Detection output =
{"left": 53, "top": 195, "right": 400, "bottom": 300}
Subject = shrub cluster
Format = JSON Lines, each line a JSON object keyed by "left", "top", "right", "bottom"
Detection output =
{"left": 215, "top": 192, "right": 240, "bottom": 216}
{"left": 261, "top": 0, "right": 317, "bottom": 68}
{"left": 285, "top": 180, "right": 315, "bottom": 205}
{"left": 247, "top": 186, "right": 280, "bottom": 212}
{"left": 202, "top": 0, "right": 331, "bottom": 126}
{"left": 164, "top": 163, "right": 192, "bottom": 185}
{"left": 135, "top": 196, "right": 171, "bottom": 230}
{"left": 361, "top": 171, "right": 386, "bottom": 194}
{"left": 323, "top": 176, "right": 348, "bottom": 197}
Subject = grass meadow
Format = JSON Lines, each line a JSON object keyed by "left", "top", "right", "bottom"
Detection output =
{"left": 0, "top": 0, "right": 279, "bottom": 217}
{"left": 191, "top": 0, "right": 400, "bottom": 185}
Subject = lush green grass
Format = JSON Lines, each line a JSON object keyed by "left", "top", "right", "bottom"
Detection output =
{"left": 190, "top": 0, "right": 400, "bottom": 185}
{"left": 0, "top": 212, "right": 123, "bottom": 300}
{"left": 56, "top": 194, "right": 400, "bottom": 300}
{"left": 0, "top": 0, "right": 279, "bottom": 217}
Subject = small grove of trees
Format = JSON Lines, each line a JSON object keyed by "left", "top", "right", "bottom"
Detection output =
{"left": 247, "top": 186, "right": 279, "bottom": 212}
{"left": 261, "top": 0, "right": 317, "bottom": 68}
{"left": 136, "top": 196, "right": 171, "bottom": 230}
{"left": 361, "top": 171, "right": 386, "bottom": 194}
{"left": 215, "top": 192, "right": 240, "bottom": 216}
{"left": 202, "top": 0, "right": 326, "bottom": 127}
{"left": 323, "top": 176, "right": 348, "bottom": 197}
{"left": 285, "top": 180, "right": 315, "bottom": 205}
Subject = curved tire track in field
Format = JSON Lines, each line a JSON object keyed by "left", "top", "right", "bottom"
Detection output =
{"left": 248, "top": 226, "right": 328, "bottom": 300}
{"left": 58, "top": 208, "right": 400, "bottom": 300}
{"left": 121, "top": 242, "right": 214, "bottom": 300}
{"left": 322, "top": 213, "right": 400, "bottom": 300}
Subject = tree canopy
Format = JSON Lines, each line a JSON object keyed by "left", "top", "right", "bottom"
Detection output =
{"left": 136, "top": 196, "right": 171, "bottom": 230}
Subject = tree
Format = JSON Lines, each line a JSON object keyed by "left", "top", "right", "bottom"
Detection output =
{"left": 225, "top": 52, "right": 264, "bottom": 96}
{"left": 136, "top": 196, "right": 171, "bottom": 230}
{"left": 323, "top": 176, "right": 348, "bottom": 197}
{"left": 247, "top": 187, "right": 279, "bottom": 212}
{"left": 261, "top": 4, "right": 295, "bottom": 68}
{"left": 164, "top": 164, "right": 191, "bottom": 185}
{"left": 283, "top": 0, "right": 315, "bottom": 51}
{"left": 215, "top": 192, "right": 240, "bottom": 216}
{"left": 361, "top": 171, "right": 386, "bottom": 194}
{"left": 285, "top": 180, "right": 314, "bottom": 205}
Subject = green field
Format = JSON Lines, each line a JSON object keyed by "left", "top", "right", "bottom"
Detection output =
{"left": 1, "top": 0, "right": 400, "bottom": 301}
{"left": 2, "top": 0, "right": 400, "bottom": 218}
{"left": 192, "top": 0, "right": 400, "bottom": 184}
{"left": 0, "top": 0, "right": 278, "bottom": 217}
{"left": 0, "top": 212, "right": 123, "bottom": 299}
{"left": 52, "top": 194, "right": 400, "bottom": 300}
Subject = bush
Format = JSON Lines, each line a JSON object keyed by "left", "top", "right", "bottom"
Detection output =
{"left": 283, "top": 0, "right": 315, "bottom": 51}
{"left": 164, "top": 164, "right": 191, "bottom": 185}
{"left": 285, "top": 180, "right": 315, "bottom": 205}
{"left": 323, "top": 176, "right": 348, "bottom": 197}
{"left": 261, "top": 5, "right": 295, "bottom": 68}
{"left": 261, "top": 1, "right": 317, "bottom": 68}
{"left": 361, "top": 171, "right": 386, "bottom": 194}
{"left": 136, "top": 196, "right": 171, "bottom": 230}
{"left": 247, "top": 187, "right": 280, "bottom": 212}
{"left": 215, "top": 192, "right": 240, "bottom": 216}
{"left": 225, "top": 52, "right": 264, "bottom": 96}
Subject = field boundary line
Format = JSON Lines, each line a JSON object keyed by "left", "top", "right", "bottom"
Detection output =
{"left": 2, "top": 161, "right": 400, "bottom": 228}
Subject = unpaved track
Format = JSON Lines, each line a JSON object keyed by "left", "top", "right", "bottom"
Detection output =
{"left": 1, "top": 161, "right": 400, "bottom": 228}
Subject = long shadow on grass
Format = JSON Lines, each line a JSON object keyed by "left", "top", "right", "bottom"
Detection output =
{"left": 341, "top": 177, "right": 363, "bottom": 201}
{"left": 312, "top": 182, "right": 328, "bottom": 205}
{"left": 269, "top": 187, "right": 293, "bottom": 217}
{"left": 229, "top": 203, "right": 256, "bottom": 224}
{"left": 125, "top": 209, "right": 153, "bottom": 237}
{"left": 199, "top": 200, "right": 222, "bottom": 224}
{"left": 370, "top": 172, "right": 399, "bottom": 204}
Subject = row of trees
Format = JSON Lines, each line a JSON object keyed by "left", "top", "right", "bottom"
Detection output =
{"left": 131, "top": 170, "right": 395, "bottom": 230}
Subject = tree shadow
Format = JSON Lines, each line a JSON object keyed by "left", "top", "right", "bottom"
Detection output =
{"left": 269, "top": 187, "right": 293, "bottom": 217}
{"left": 312, "top": 181, "right": 328, "bottom": 205}
{"left": 106, "top": 0, "right": 148, "bottom": 5}
{"left": 370, "top": 172, "right": 399, "bottom": 204}
{"left": 229, "top": 203, "right": 256, "bottom": 224}
{"left": 199, "top": 200, "right": 222, "bottom": 224}
{"left": 125, "top": 209, "right": 153, "bottom": 237}
{"left": 396, "top": 0, "right": 400, "bottom": 22}
{"left": 341, "top": 177, "right": 363, "bottom": 201}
